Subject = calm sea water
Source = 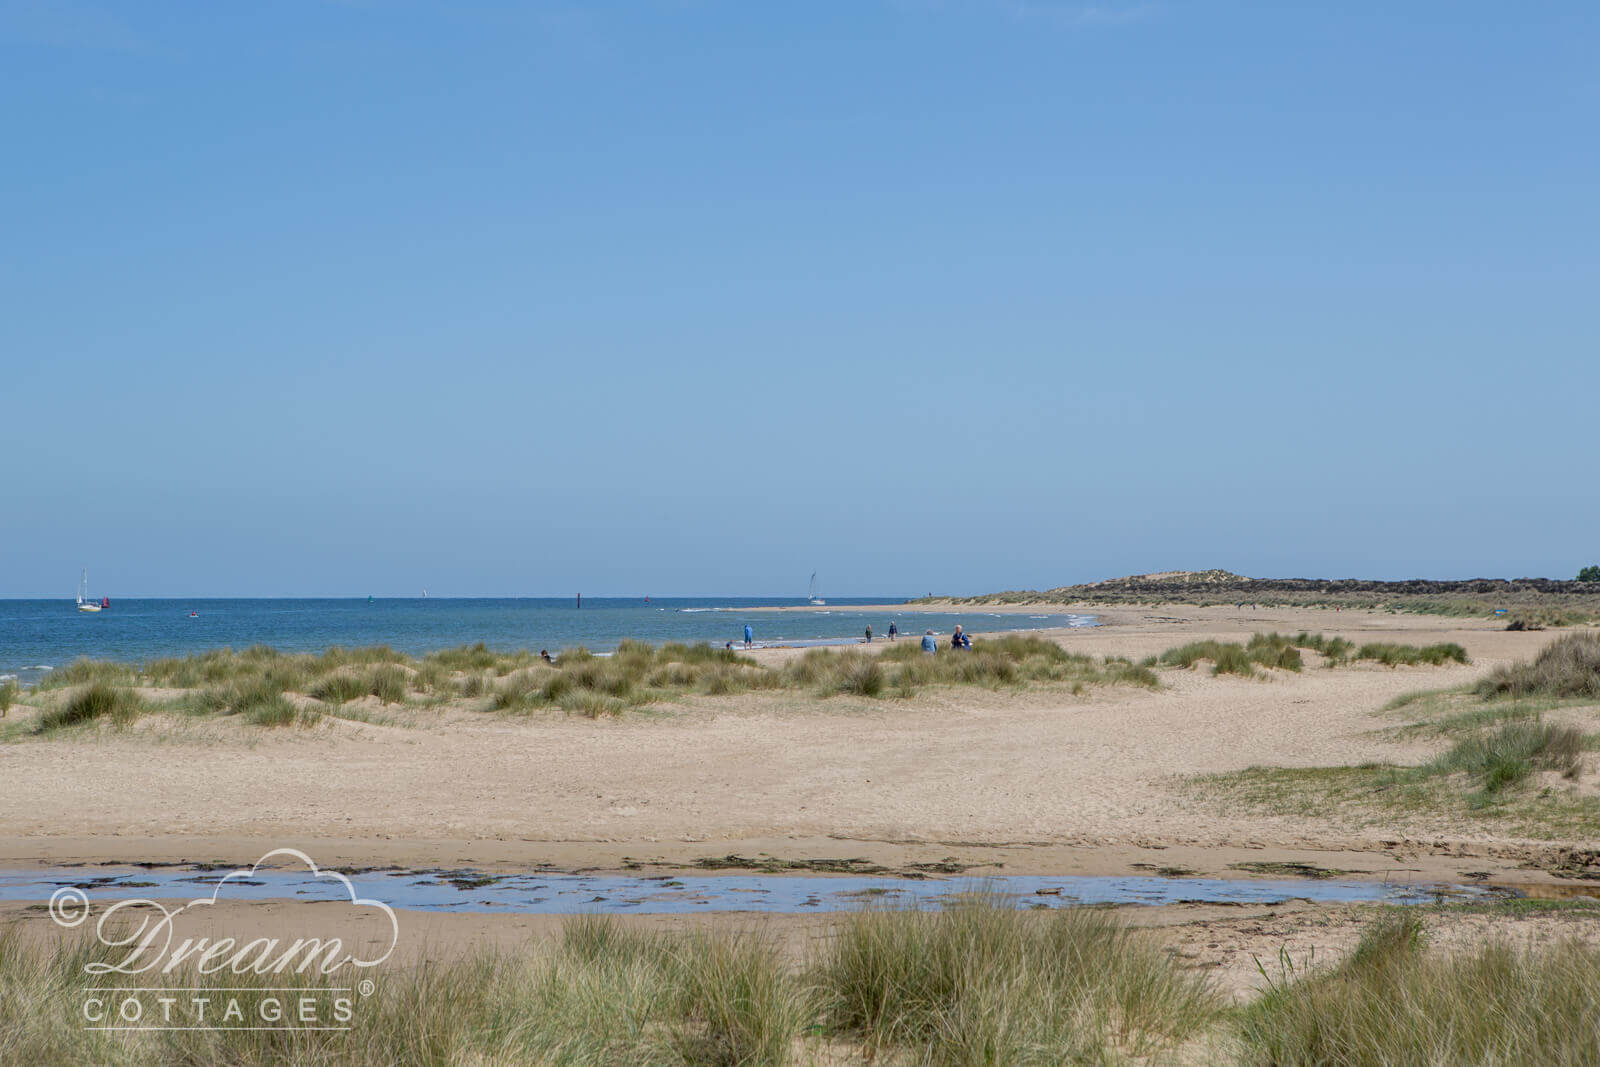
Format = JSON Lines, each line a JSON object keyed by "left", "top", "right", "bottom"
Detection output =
{"left": 0, "top": 598, "right": 1093, "bottom": 684}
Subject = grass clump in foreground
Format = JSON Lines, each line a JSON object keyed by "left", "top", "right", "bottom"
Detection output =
{"left": 32, "top": 684, "right": 144, "bottom": 734}
{"left": 819, "top": 896, "right": 1219, "bottom": 1062}
{"left": 0, "top": 919, "right": 808, "bottom": 1067}
{"left": 1235, "top": 910, "right": 1600, "bottom": 1065}
{"left": 0, "top": 899, "right": 1215, "bottom": 1066}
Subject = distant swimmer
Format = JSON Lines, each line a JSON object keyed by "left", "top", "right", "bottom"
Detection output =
{"left": 921, "top": 630, "right": 937, "bottom": 654}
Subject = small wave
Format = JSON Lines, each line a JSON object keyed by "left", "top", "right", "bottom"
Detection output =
{"left": 0, "top": 674, "right": 16, "bottom": 682}
{"left": 25, "top": 665, "right": 52, "bottom": 671}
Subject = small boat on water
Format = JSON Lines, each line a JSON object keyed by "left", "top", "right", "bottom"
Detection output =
{"left": 76, "top": 569, "right": 107, "bottom": 613}
{"left": 808, "top": 571, "right": 826, "bottom": 606}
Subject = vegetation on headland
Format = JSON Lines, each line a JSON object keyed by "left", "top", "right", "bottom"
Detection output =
{"left": 4, "top": 635, "right": 1159, "bottom": 736}
{"left": 6, "top": 901, "right": 1599, "bottom": 1065}
{"left": 925, "top": 569, "right": 1600, "bottom": 623}
{"left": 1188, "top": 634, "right": 1600, "bottom": 838}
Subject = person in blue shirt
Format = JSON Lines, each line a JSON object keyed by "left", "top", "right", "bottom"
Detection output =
{"left": 921, "top": 630, "right": 937, "bottom": 654}
{"left": 743, "top": 624, "right": 753, "bottom": 649}
{"left": 951, "top": 625, "right": 966, "bottom": 651}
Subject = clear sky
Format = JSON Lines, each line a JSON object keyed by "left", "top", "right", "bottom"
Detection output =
{"left": 3, "top": 2, "right": 1595, "bottom": 597}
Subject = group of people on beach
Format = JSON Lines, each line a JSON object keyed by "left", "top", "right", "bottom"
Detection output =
{"left": 733, "top": 620, "right": 973, "bottom": 653}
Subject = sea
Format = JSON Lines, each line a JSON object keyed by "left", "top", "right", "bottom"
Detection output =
{"left": 0, "top": 598, "right": 1094, "bottom": 686}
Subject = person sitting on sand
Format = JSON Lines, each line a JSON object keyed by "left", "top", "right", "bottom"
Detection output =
{"left": 540, "top": 649, "right": 553, "bottom": 664}
{"left": 921, "top": 630, "right": 937, "bottom": 654}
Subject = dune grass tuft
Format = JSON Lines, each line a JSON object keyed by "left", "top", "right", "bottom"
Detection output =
{"left": 1235, "top": 910, "right": 1600, "bottom": 1065}
{"left": 1164, "top": 635, "right": 1467, "bottom": 677}
{"left": 1355, "top": 641, "right": 1469, "bottom": 667}
{"left": 1160, "top": 640, "right": 1260, "bottom": 677}
{"left": 1477, "top": 632, "right": 1600, "bottom": 700}
{"left": 1423, "top": 719, "right": 1585, "bottom": 802}
{"left": 34, "top": 658, "right": 137, "bottom": 691}
{"left": 34, "top": 684, "right": 144, "bottom": 733}
{"left": 817, "top": 894, "right": 1219, "bottom": 1062}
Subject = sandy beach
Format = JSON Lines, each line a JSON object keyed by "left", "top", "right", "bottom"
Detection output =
{"left": 2, "top": 605, "right": 1592, "bottom": 879}
{"left": 5, "top": 604, "right": 1599, "bottom": 1024}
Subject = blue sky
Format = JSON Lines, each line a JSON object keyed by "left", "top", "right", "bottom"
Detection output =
{"left": 3, "top": 1, "right": 1595, "bottom": 596}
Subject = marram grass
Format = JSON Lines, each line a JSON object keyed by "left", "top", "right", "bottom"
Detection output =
{"left": 9, "top": 904, "right": 1587, "bottom": 1065}
{"left": 13, "top": 635, "right": 1161, "bottom": 736}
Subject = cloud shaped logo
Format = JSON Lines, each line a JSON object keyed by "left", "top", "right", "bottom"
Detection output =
{"left": 55, "top": 848, "right": 399, "bottom": 977}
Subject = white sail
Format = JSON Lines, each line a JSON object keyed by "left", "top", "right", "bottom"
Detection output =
{"left": 808, "top": 571, "right": 825, "bottom": 606}
{"left": 77, "top": 568, "right": 102, "bottom": 613}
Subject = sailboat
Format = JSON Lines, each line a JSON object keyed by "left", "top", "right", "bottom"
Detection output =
{"left": 76, "top": 569, "right": 105, "bottom": 613}
{"left": 808, "top": 572, "right": 826, "bottom": 606}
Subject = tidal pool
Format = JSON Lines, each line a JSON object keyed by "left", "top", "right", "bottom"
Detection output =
{"left": 0, "top": 866, "right": 1496, "bottom": 915}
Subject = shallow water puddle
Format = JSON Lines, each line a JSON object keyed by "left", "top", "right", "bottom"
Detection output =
{"left": 0, "top": 867, "right": 1494, "bottom": 914}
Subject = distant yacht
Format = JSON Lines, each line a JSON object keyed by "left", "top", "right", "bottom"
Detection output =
{"left": 808, "top": 571, "right": 826, "bottom": 606}
{"left": 76, "top": 569, "right": 106, "bottom": 613}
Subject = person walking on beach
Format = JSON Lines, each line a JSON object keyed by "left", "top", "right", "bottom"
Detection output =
{"left": 743, "top": 623, "right": 754, "bottom": 649}
{"left": 921, "top": 630, "right": 937, "bottom": 654}
{"left": 888, "top": 621, "right": 897, "bottom": 641}
{"left": 865, "top": 624, "right": 873, "bottom": 643}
